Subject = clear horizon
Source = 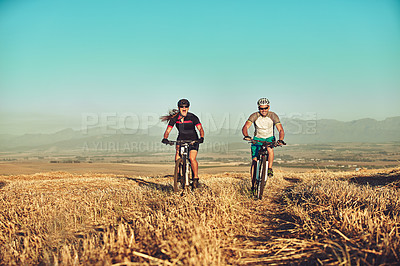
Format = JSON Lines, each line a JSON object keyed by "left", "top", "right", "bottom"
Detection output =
{"left": 1, "top": 0, "right": 399, "bottom": 135}
{"left": 1, "top": 112, "right": 399, "bottom": 136}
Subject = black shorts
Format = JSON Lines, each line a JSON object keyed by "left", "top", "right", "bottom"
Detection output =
{"left": 176, "top": 142, "right": 199, "bottom": 152}
{"left": 189, "top": 142, "right": 199, "bottom": 152}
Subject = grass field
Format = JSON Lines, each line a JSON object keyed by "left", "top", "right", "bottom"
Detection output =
{"left": 1, "top": 167, "right": 399, "bottom": 265}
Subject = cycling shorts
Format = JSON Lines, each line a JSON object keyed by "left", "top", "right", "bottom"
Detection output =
{"left": 251, "top": 136, "right": 275, "bottom": 159}
{"left": 176, "top": 142, "right": 199, "bottom": 154}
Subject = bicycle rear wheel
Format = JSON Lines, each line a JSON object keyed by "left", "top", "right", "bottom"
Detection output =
{"left": 173, "top": 158, "right": 184, "bottom": 192}
{"left": 257, "top": 155, "right": 267, "bottom": 200}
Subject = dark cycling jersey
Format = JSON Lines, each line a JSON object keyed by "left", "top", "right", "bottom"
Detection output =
{"left": 168, "top": 112, "right": 201, "bottom": 140}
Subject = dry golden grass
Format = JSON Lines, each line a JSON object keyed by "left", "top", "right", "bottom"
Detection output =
{"left": 0, "top": 168, "right": 399, "bottom": 265}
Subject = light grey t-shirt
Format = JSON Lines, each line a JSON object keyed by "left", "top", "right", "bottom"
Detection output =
{"left": 247, "top": 111, "right": 281, "bottom": 139}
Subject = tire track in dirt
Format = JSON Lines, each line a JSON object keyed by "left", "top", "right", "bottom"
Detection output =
{"left": 234, "top": 176, "right": 309, "bottom": 265}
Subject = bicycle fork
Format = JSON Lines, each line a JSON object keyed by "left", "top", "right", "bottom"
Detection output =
{"left": 255, "top": 156, "right": 267, "bottom": 194}
{"left": 255, "top": 160, "right": 260, "bottom": 185}
{"left": 180, "top": 145, "right": 190, "bottom": 188}
{"left": 185, "top": 159, "right": 190, "bottom": 187}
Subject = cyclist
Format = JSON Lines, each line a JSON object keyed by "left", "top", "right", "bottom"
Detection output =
{"left": 161, "top": 99, "right": 205, "bottom": 188}
{"left": 242, "top": 98, "right": 285, "bottom": 192}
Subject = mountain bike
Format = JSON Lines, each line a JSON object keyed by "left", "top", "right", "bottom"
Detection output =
{"left": 246, "top": 139, "right": 285, "bottom": 200}
{"left": 164, "top": 139, "right": 200, "bottom": 193}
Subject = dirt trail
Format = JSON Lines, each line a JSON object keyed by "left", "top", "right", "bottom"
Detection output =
{"left": 231, "top": 175, "right": 309, "bottom": 265}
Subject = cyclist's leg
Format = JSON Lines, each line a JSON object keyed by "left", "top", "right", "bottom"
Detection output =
{"left": 265, "top": 136, "right": 275, "bottom": 176}
{"left": 188, "top": 142, "right": 200, "bottom": 187}
{"left": 266, "top": 146, "right": 274, "bottom": 176}
{"left": 189, "top": 148, "right": 200, "bottom": 188}
{"left": 267, "top": 146, "right": 274, "bottom": 168}
{"left": 175, "top": 144, "right": 181, "bottom": 162}
{"left": 250, "top": 144, "right": 260, "bottom": 190}
{"left": 189, "top": 150, "right": 198, "bottom": 177}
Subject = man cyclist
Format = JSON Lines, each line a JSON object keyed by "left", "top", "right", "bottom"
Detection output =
{"left": 161, "top": 99, "right": 204, "bottom": 188}
{"left": 242, "top": 98, "right": 285, "bottom": 192}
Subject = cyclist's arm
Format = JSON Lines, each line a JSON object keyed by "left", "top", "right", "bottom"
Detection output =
{"left": 196, "top": 124, "right": 205, "bottom": 138}
{"left": 242, "top": 120, "right": 252, "bottom": 138}
{"left": 163, "top": 126, "right": 173, "bottom": 139}
{"left": 276, "top": 123, "right": 285, "bottom": 141}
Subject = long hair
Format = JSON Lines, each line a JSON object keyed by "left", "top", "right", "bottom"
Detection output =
{"left": 160, "top": 109, "right": 179, "bottom": 122}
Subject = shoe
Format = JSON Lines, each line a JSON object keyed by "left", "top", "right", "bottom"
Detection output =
{"left": 267, "top": 168, "right": 273, "bottom": 177}
{"left": 192, "top": 178, "right": 199, "bottom": 188}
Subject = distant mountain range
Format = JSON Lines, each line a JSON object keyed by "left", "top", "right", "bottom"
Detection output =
{"left": 282, "top": 116, "right": 400, "bottom": 143}
{"left": 0, "top": 117, "right": 399, "bottom": 153}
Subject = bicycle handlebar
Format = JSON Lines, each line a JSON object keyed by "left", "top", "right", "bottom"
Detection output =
{"left": 163, "top": 139, "right": 201, "bottom": 146}
{"left": 244, "top": 138, "right": 286, "bottom": 147}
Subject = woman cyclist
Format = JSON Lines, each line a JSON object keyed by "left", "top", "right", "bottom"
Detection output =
{"left": 161, "top": 99, "right": 205, "bottom": 187}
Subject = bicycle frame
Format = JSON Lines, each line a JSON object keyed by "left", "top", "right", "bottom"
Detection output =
{"left": 179, "top": 143, "right": 192, "bottom": 187}
{"left": 254, "top": 145, "right": 268, "bottom": 199}
{"left": 254, "top": 147, "right": 268, "bottom": 183}
{"left": 249, "top": 140, "right": 277, "bottom": 199}
{"left": 164, "top": 139, "right": 199, "bottom": 192}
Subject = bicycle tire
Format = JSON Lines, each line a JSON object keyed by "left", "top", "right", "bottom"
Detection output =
{"left": 173, "top": 158, "right": 184, "bottom": 192}
{"left": 251, "top": 160, "right": 258, "bottom": 197}
{"left": 182, "top": 158, "right": 188, "bottom": 190}
{"left": 257, "top": 155, "right": 267, "bottom": 200}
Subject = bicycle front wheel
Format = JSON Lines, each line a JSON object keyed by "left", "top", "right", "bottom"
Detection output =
{"left": 257, "top": 155, "right": 267, "bottom": 200}
{"left": 173, "top": 158, "right": 184, "bottom": 192}
{"left": 251, "top": 160, "right": 258, "bottom": 197}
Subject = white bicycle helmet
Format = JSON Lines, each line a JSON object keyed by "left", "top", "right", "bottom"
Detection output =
{"left": 257, "top": 98, "right": 270, "bottom": 107}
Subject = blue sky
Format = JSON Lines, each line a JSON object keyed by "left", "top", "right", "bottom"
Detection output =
{"left": 1, "top": 0, "right": 399, "bottom": 134}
